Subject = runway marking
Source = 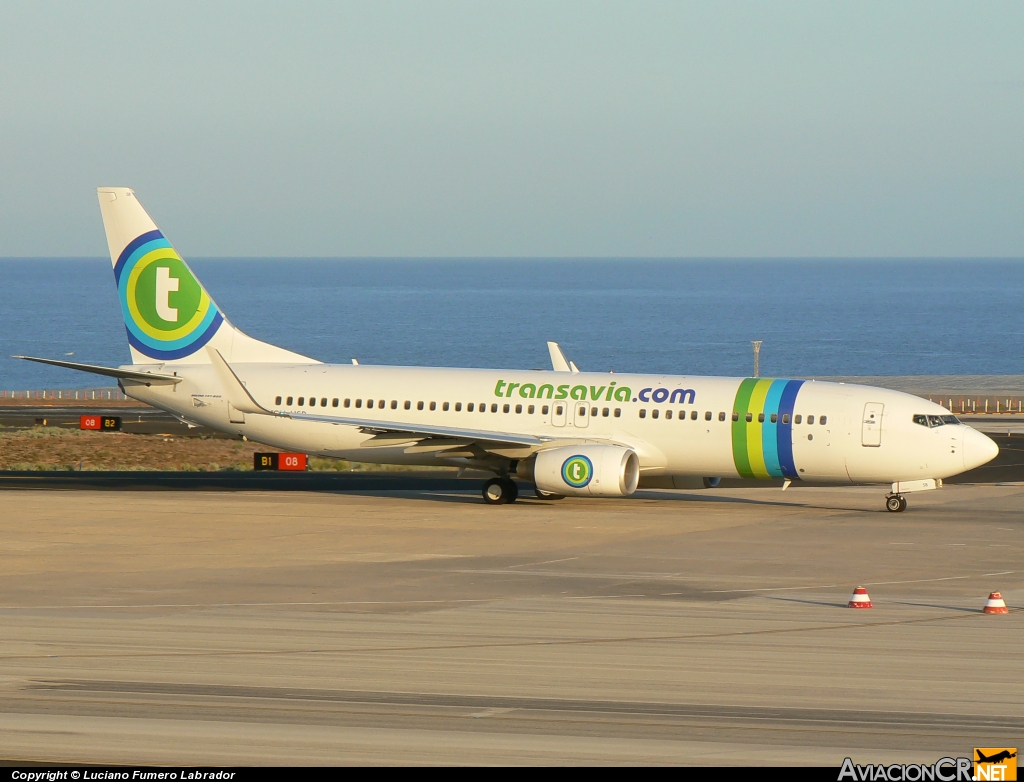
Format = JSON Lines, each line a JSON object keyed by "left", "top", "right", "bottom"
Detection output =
{"left": 507, "top": 557, "right": 580, "bottom": 569}
{"left": 0, "top": 611, "right": 996, "bottom": 663}
{"left": 706, "top": 584, "right": 837, "bottom": 593}
{"left": 0, "top": 598, "right": 492, "bottom": 610}
{"left": 862, "top": 571, "right": 1015, "bottom": 586}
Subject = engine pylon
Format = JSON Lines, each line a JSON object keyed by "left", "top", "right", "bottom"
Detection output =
{"left": 848, "top": 586, "right": 873, "bottom": 609}
{"left": 982, "top": 591, "right": 1009, "bottom": 615}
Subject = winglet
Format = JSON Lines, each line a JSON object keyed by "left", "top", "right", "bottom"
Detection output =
{"left": 205, "top": 347, "right": 271, "bottom": 414}
{"left": 547, "top": 342, "right": 571, "bottom": 372}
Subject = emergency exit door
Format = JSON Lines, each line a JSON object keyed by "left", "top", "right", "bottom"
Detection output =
{"left": 862, "top": 403, "right": 883, "bottom": 447}
{"left": 574, "top": 402, "right": 590, "bottom": 428}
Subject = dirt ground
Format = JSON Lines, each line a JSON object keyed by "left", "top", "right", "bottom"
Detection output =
{"left": 0, "top": 427, "right": 271, "bottom": 471}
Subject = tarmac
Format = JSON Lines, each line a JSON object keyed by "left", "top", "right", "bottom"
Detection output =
{"left": 0, "top": 483, "right": 1021, "bottom": 765}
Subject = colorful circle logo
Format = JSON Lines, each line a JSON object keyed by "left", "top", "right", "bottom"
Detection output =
{"left": 561, "top": 455, "right": 594, "bottom": 488}
{"left": 114, "top": 230, "right": 222, "bottom": 360}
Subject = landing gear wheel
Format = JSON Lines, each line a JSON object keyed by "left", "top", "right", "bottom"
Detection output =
{"left": 501, "top": 478, "right": 519, "bottom": 503}
{"left": 483, "top": 478, "right": 518, "bottom": 505}
{"left": 534, "top": 486, "right": 565, "bottom": 500}
{"left": 886, "top": 495, "right": 907, "bottom": 513}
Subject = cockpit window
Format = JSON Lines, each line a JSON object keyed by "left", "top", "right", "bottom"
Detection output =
{"left": 913, "top": 415, "right": 928, "bottom": 427}
{"left": 941, "top": 415, "right": 960, "bottom": 425}
{"left": 927, "top": 415, "right": 944, "bottom": 427}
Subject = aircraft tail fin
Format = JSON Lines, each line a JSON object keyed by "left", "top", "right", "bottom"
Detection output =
{"left": 97, "top": 187, "right": 318, "bottom": 366}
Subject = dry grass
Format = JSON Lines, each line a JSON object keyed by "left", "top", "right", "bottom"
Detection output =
{"left": 0, "top": 427, "right": 451, "bottom": 472}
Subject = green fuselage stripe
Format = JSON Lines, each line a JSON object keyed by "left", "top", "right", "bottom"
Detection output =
{"left": 731, "top": 378, "right": 757, "bottom": 478}
{"left": 745, "top": 379, "right": 773, "bottom": 479}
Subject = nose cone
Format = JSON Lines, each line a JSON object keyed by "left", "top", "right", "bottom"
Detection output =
{"left": 962, "top": 426, "right": 999, "bottom": 471}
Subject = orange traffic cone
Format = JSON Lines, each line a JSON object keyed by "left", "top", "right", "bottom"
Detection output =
{"left": 848, "top": 586, "right": 873, "bottom": 609}
{"left": 982, "top": 592, "right": 1009, "bottom": 614}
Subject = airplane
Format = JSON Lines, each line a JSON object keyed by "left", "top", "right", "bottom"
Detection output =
{"left": 15, "top": 188, "right": 1000, "bottom": 510}
{"left": 975, "top": 751, "right": 1016, "bottom": 764}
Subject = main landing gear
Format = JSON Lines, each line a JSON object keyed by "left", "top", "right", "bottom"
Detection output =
{"left": 886, "top": 494, "right": 908, "bottom": 513}
{"left": 483, "top": 477, "right": 519, "bottom": 505}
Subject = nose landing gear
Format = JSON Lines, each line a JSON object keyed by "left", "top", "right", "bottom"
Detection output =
{"left": 886, "top": 494, "right": 907, "bottom": 513}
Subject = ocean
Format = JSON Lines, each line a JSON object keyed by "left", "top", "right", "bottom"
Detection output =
{"left": 1, "top": 258, "right": 1022, "bottom": 390}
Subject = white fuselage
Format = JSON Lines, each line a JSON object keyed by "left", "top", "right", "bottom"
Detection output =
{"left": 123, "top": 363, "right": 998, "bottom": 485}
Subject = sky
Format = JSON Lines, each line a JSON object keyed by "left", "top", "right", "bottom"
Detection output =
{"left": 0, "top": 1, "right": 1022, "bottom": 258}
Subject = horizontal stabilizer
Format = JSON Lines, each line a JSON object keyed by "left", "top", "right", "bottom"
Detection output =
{"left": 13, "top": 355, "right": 182, "bottom": 385}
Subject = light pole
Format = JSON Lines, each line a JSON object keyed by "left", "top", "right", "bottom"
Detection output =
{"left": 751, "top": 341, "right": 762, "bottom": 378}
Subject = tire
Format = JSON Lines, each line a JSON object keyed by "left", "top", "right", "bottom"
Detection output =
{"left": 886, "top": 495, "right": 904, "bottom": 512}
{"left": 534, "top": 486, "right": 565, "bottom": 500}
{"left": 501, "top": 478, "right": 519, "bottom": 503}
{"left": 483, "top": 478, "right": 508, "bottom": 505}
{"left": 898, "top": 496, "right": 908, "bottom": 512}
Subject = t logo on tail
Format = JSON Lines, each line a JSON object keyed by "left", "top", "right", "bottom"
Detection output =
{"left": 155, "top": 266, "right": 179, "bottom": 322}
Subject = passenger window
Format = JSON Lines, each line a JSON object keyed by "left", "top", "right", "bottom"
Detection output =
{"left": 332, "top": 399, "right": 339, "bottom": 407}
{"left": 378, "top": 400, "right": 385, "bottom": 409}
{"left": 467, "top": 403, "right": 474, "bottom": 412}
{"left": 652, "top": 410, "right": 659, "bottom": 419}
{"left": 515, "top": 404, "right": 522, "bottom": 413}
{"left": 275, "top": 396, "right": 282, "bottom": 405}
{"left": 443, "top": 402, "right": 450, "bottom": 411}
{"left": 355, "top": 399, "right": 361, "bottom": 408}
{"left": 298, "top": 397, "right": 305, "bottom": 406}
{"left": 928, "top": 415, "right": 943, "bottom": 427}
{"left": 430, "top": 402, "right": 436, "bottom": 411}
{"left": 731, "top": 412, "right": 739, "bottom": 422}
{"left": 590, "top": 407, "right": 598, "bottom": 416}
{"left": 343, "top": 398, "right": 350, "bottom": 408}
{"left": 770, "top": 413, "right": 777, "bottom": 423}
{"left": 542, "top": 405, "right": 549, "bottom": 414}
{"left": 820, "top": 415, "right": 827, "bottom": 425}
{"left": 757, "top": 413, "right": 764, "bottom": 423}
{"left": 391, "top": 400, "right": 398, "bottom": 409}
{"left": 679, "top": 410, "right": 686, "bottom": 419}
{"left": 782, "top": 413, "right": 789, "bottom": 424}
{"left": 639, "top": 409, "right": 647, "bottom": 419}
{"left": 794, "top": 414, "right": 801, "bottom": 424}
{"left": 555, "top": 405, "right": 563, "bottom": 415}
{"left": 807, "top": 415, "right": 814, "bottom": 425}
{"left": 417, "top": 401, "right": 424, "bottom": 410}
{"left": 404, "top": 400, "right": 411, "bottom": 410}
{"left": 502, "top": 404, "right": 510, "bottom": 413}
{"left": 705, "top": 411, "right": 712, "bottom": 421}
{"left": 666, "top": 410, "right": 673, "bottom": 420}
{"left": 491, "top": 403, "right": 498, "bottom": 412}
{"left": 367, "top": 399, "right": 373, "bottom": 408}
{"left": 310, "top": 398, "right": 316, "bottom": 407}
{"left": 719, "top": 412, "right": 726, "bottom": 422}
{"left": 529, "top": 405, "right": 535, "bottom": 414}
{"left": 745, "top": 413, "right": 752, "bottom": 422}
{"left": 690, "top": 410, "right": 698, "bottom": 420}
{"left": 455, "top": 402, "right": 462, "bottom": 411}
{"left": 614, "top": 408, "right": 621, "bottom": 417}
{"left": 602, "top": 407, "right": 609, "bottom": 417}
{"left": 321, "top": 398, "right": 328, "bottom": 406}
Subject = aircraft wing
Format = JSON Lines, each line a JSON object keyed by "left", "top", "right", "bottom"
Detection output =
{"left": 205, "top": 347, "right": 549, "bottom": 448}
{"left": 13, "top": 355, "right": 183, "bottom": 385}
{"left": 285, "top": 411, "right": 550, "bottom": 447}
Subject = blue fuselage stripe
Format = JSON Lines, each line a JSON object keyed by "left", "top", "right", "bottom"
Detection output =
{"left": 776, "top": 379, "right": 804, "bottom": 479}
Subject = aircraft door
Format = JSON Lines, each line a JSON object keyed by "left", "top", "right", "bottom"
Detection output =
{"left": 574, "top": 401, "right": 590, "bottom": 428}
{"left": 862, "top": 402, "right": 883, "bottom": 447}
{"left": 552, "top": 401, "right": 567, "bottom": 427}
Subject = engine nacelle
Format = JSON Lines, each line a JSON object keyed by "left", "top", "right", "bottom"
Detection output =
{"left": 532, "top": 445, "right": 640, "bottom": 497}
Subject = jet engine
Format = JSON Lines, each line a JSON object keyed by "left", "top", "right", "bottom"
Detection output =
{"left": 529, "top": 445, "right": 640, "bottom": 497}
